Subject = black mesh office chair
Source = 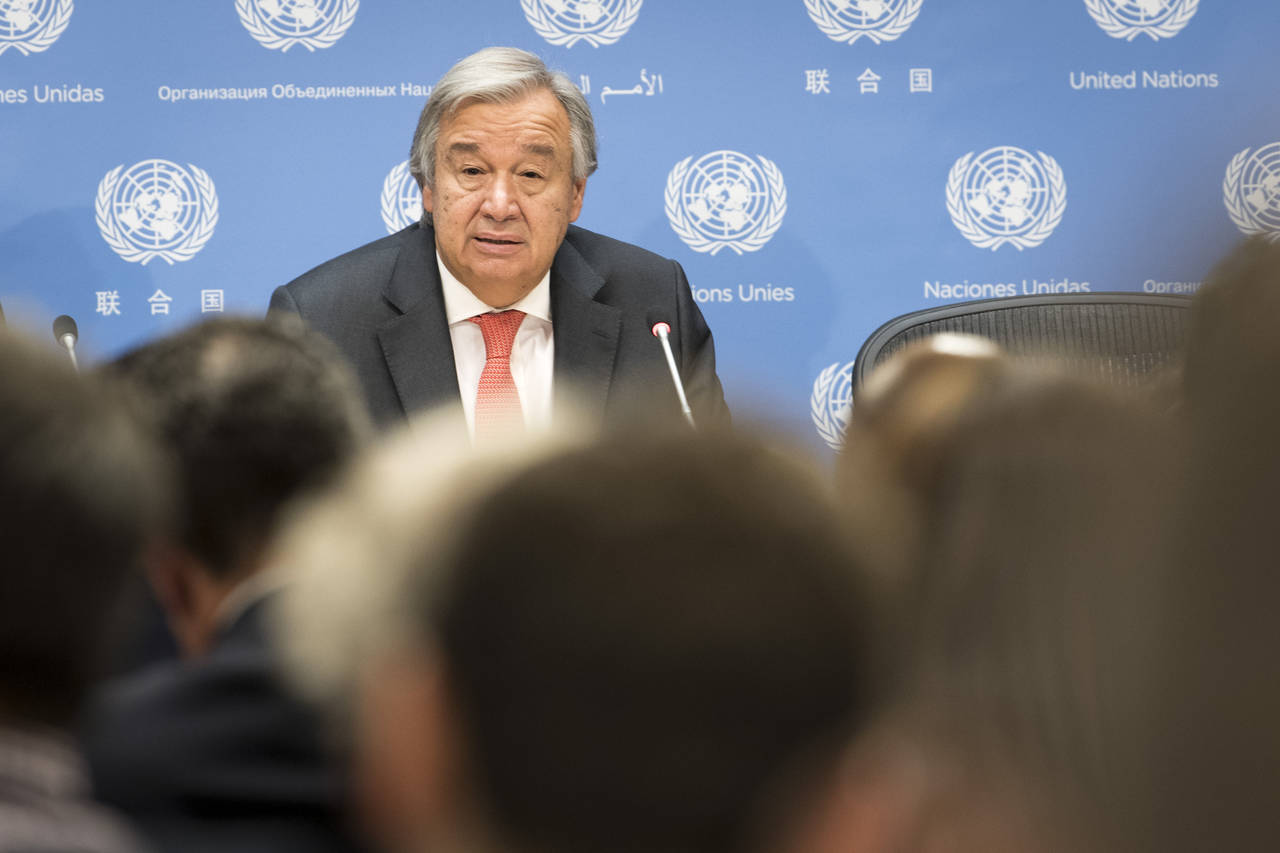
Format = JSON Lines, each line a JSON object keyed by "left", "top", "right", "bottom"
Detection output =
{"left": 853, "top": 293, "right": 1192, "bottom": 391}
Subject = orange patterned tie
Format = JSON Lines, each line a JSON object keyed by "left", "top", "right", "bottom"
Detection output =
{"left": 469, "top": 310, "right": 526, "bottom": 440}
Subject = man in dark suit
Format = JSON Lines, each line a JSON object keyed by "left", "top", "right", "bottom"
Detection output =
{"left": 82, "top": 317, "right": 372, "bottom": 853}
{"left": 271, "top": 46, "right": 727, "bottom": 433}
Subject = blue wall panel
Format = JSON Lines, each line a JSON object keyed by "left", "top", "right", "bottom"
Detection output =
{"left": 2, "top": 1, "right": 1275, "bottom": 449}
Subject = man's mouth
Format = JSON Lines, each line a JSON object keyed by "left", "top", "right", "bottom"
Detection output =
{"left": 475, "top": 236, "right": 521, "bottom": 245}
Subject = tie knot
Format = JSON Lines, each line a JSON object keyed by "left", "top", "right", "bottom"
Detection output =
{"left": 469, "top": 310, "right": 526, "bottom": 359}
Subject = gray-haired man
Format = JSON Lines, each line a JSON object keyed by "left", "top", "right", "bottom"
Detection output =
{"left": 271, "top": 47, "right": 728, "bottom": 434}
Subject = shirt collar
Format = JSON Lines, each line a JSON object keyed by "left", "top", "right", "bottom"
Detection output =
{"left": 214, "top": 565, "right": 289, "bottom": 632}
{"left": 437, "top": 252, "right": 551, "bottom": 325}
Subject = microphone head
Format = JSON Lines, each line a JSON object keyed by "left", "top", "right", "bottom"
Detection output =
{"left": 52, "top": 314, "right": 78, "bottom": 345}
{"left": 650, "top": 321, "right": 672, "bottom": 338}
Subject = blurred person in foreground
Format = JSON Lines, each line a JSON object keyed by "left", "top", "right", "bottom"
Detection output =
{"left": 793, "top": 341, "right": 1183, "bottom": 852}
{"left": 273, "top": 419, "right": 870, "bottom": 853}
{"left": 81, "top": 317, "right": 372, "bottom": 853}
{"left": 0, "top": 329, "right": 165, "bottom": 852}
{"left": 272, "top": 47, "right": 727, "bottom": 434}
{"left": 835, "top": 333, "right": 1005, "bottom": 642}
{"left": 1137, "top": 236, "right": 1280, "bottom": 852}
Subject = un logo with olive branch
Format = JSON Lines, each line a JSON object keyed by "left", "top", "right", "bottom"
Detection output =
{"left": 804, "top": 0, "right": 923, "bottom": 45}
{"left": 236, "top": 0, "right": 358, "bottom": 52}
{"left": 95, "top": 160, "right": 218, "bottom": 266}
{"left": 1083, "top": 0, "right": 1198, "bottom": 41}
{"left": 666, "top": 151, "right": 787, "bottom": 256}
{"left": 521, "top": 0, "right": 642, "bottom": 48}
{"left": 1224, "top": 143, "right": 1280, "bottom": 243}
{"left": 0, "top": 0, "right": 72, "bottom": 56}
{"left": 811, "top": 361, "right": 855, "bottom": 452}
{"left": 947, "top": 146, "right": 1067, "bottom": 252}
{"left": 380, "top": 160, "right": 421, "bottom": 234}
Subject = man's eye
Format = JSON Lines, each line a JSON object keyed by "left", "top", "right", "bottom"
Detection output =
{"left": 461, "top": 167, "right": 483, "bottom": 176}
{"left": 521, "top": 171, "right": 544, "bottom": 180}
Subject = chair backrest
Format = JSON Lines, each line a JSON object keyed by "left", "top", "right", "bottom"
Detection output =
{"left": 853, "top": 293, "right": 1192, "bottom": 392}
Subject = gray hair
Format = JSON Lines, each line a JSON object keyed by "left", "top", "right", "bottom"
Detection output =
{"left": 409, "top": 47, "right": 598, "bottom": 225}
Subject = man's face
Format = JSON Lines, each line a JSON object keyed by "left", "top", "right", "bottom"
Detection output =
{"left": 423, "top": 88, "right": 586, "bottom": 308}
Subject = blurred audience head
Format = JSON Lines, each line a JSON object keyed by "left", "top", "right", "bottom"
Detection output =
{"left": 906, "top": 368, "right": 1177, "bottom": 810}
{"left": 0, "top": 329, "right": 165, "bottom": 727}
{"left": 277, "top": 420, "right": 869, "bottom": 853}
{"left": 1182, "top": 235, "right": 1280, "bottom": 432}
{"left": 829, "top": 344, "right": 1181, "bottom": 852}
{"left": 1140, "top": 236, "right": 1280, "bottom": 852}
{"left": 106, "top": 314, "right": 370, "bottom": 655}
{"left": 837, "top": 334, "right": 1007, "bottom": 653}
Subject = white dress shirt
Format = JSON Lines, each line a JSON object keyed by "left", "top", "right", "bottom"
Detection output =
{"left": 437, "top": 253, "right": 555, "bottom": 437}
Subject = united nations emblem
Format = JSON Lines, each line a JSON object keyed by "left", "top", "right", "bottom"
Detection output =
{"left": 946, "top": 147, "right": 1067, "bottom": 252}
{"left": 1083, "top": 0, "right": 1198, "bottom": 41}
{"left": 0, "top": 0, "right": 72, "bottom": 56}
{"left": 811, "top": 361, "right": 854, "bottom": 452}
{"left": 95, "top": 160, "right": 218, "bottom": 266}
{"left": 665, "top": 151, "right": 787, "bottom": 256}
{"left": 1224, "top": 143, "right": 1280, "bottom": 243}
{"left": 520, "top": 0, "right": 642, "bottom": 48}
{"left": 235, "top": 0, "right": 358, "bottom": 52}
{"left": 803, "top": 0, "right": 923, "bottom": 45}
{"left": 380, "top": 160, "right": 421, "bottom": 234}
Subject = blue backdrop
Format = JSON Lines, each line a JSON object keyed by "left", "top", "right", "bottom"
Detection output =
{"left": 3, "top": 0, "right": 1277, "bottom": 451}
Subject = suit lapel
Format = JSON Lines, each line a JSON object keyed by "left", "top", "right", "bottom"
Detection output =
{"left": 551, "top": 237, "right": 621, "bottom": 426}
{"left": 376, "top": 225, "right": 463, "bottom": 419}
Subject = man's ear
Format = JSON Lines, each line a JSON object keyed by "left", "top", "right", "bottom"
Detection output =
{"left": 355, "top": 647, "right": 463, "bottom": 851}
{"left": 144, "top": 543, "right": 219, "bottom": 658}
{"left": 422, "top": 184, "right": 435, "bottom": 216}
{"left": 145, "top": 543, "right": 193, "bottom": 632}
{"left": 569, "top": 178, "right": 585, "bottom": 222}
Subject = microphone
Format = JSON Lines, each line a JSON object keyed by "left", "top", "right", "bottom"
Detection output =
{"left": 52, "top": 314, "right": 80, "bottom": 373}
{"left": 648, "top": 313, "right": 695, "bottom": 428}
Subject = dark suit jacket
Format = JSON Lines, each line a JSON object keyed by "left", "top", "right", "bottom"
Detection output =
{"left": 81, "top": 597, "right": 363, "bottom": 853}
{"left": 269, "top": 223, "right": 728, "bottom": 429}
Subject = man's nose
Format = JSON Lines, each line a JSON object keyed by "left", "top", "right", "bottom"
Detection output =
{"left": 480, "top": 174, "right": 519, "bottom": 220}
